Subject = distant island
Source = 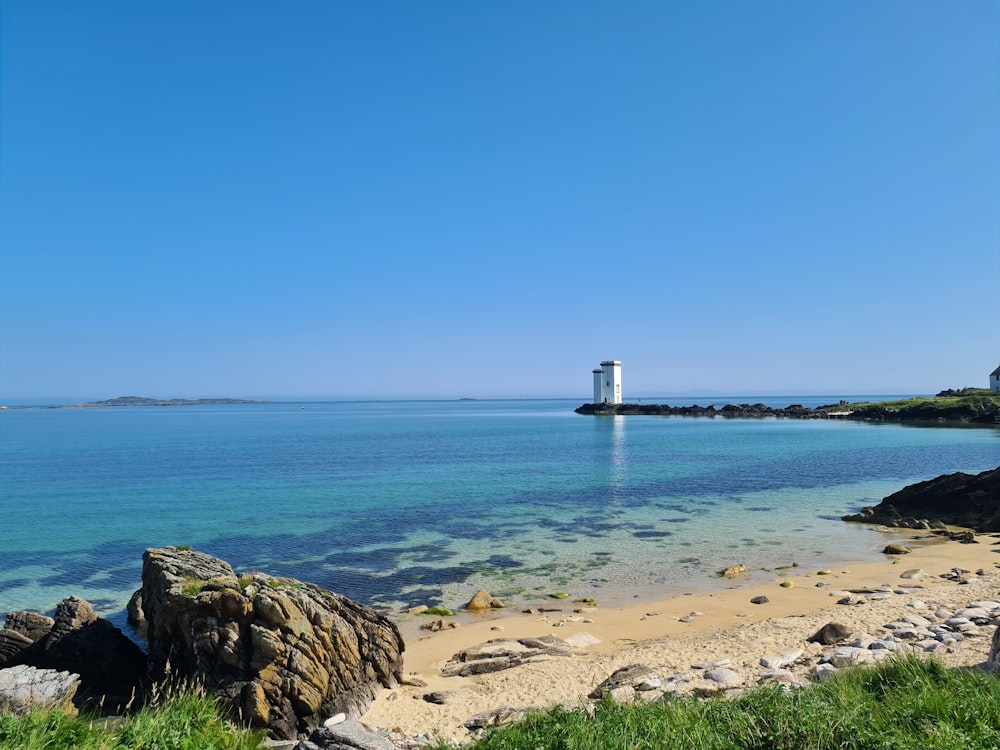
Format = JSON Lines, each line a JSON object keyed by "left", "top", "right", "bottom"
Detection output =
{"left": 68, "top": 396, "right": 267, "bottom": 408}
{"left": 576, "top": 388, "right": 1000, "bottom": 425}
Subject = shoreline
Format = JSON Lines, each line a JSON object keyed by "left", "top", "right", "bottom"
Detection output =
{"left": 363, "top": 530, "right": 1000, "bottom": 742}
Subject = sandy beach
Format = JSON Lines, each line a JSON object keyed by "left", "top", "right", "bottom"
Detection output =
{"left": 362, "top": 529, "right": 1000, "bottom": 743}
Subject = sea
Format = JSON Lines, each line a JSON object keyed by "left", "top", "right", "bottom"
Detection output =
{"left": 1, "top": 396, "right": 998, "bottom": 632}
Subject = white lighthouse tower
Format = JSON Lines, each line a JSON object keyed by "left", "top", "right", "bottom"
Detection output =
{"left": 593, "top": 360, "right": 622, "bottom": 404}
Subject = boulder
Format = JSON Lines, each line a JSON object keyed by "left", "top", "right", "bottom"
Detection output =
{"left": 4, "top": 611, "right": 55, "bottom": 643}
{"left": 0, "top": 665, "right": 80, "bottom": 716}
{"left": 808, "top": 622, "right": 852, "bottom": 645}
{"left": 719, "top": 564, "right": 746, "bottom": 578}
{"left": 442, "top": 635, "right": 571, "bottom": 677}
{"left": 296, "top": 719, "right": 399, "bottom": 750}
{"left": 988, "top": 626, "right": 1000, "bottom": 670}
{"left": 464, "top": 589, "right": 505, "bottom": 611}
{"left": 140, "top": 546, "right": 404, "bottom": 740}
{"left": 882, "top": 545, "right": 911, "bottom": 555}
{"left": 843, "top": 467, "right": 1000, "bottom": 531}
{"left": 589, "top": 664, "right": 661, "bottom": 699}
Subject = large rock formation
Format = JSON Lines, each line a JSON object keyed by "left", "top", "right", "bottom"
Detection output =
{"left": 140, "top": 547, "right": 404, "bottom": 740}
{"left": 843, "top": 467, "right": 1000, "bottom": 531}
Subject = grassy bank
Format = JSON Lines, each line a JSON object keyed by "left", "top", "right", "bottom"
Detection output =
{"left": 449, "top": 656, "right": 1000, "bottom": 750}
{"left": 0, "top": 683, "right": 265, "bottom": 750}
{"left": 6, "top": 657, "right": 1000, "bottom": 749}
{"left": 830, "top": 388, "right": 1000, "bottom": 424}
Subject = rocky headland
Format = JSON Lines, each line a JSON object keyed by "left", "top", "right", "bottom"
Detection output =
{"left": 843, "top": 466, "right": 1000, "bottom": 532}
{"left": 576, "top": 389, "right": 1000, "bottom": 424}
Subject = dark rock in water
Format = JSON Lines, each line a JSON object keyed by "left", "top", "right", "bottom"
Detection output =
{"left": 807, "top": 622, "right": 852, "bottom": 645}
{"left": 141, "top": 546, "right": 404, "bottom": 740}
{"left": 843, "top": 467, "right": 1000, "bottom": 532}
{"left": 126, "top": 589, "right": 144, "bottom": 629}
{"left": 6, "top": 597, "right": 146, "bottom": 709}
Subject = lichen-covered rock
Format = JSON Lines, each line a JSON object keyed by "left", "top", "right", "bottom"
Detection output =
{"left": 141, "top": 547, "right": 404, "bottom": 740}
{"left": 0, "top": 665, "right": 80, "bottom": 716}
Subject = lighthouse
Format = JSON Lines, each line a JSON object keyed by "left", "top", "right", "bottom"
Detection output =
{"left": 592, "top": 360, "right": 622, "bottom": 404}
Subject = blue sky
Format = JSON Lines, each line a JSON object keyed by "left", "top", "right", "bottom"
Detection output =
{"left": 1, "top": 2, "right": 998, "bottom": 402}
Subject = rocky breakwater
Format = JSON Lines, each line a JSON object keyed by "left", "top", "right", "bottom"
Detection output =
{"left": 136, "top": 546, "right": 404, "bottom": 740}
{"left": 843, "top": 466, "right": 1000, "bottom": 532}
{"left": 575, "top": 402, "right": 828, "bottom": 418}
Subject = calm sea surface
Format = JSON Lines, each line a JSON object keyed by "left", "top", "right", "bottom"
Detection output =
{"left": 2, "top": 397, "right": 998, "bottom": 627}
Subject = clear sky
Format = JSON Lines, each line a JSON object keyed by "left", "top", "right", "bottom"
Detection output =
{"left": 1, "top": 2, "right": 998, "bottom": 402}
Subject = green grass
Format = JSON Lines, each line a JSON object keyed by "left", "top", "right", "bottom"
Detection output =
{"left": 179, "top": 577, "right": 208, "bottom": 596}
{"left": 445, "top": 656, "right": 1000, "bottom": 750}
{"left": 0, "top": 682, "right": 266, "bottom": 750}
{"left": 834, "top": 390, "right": 999, "bottom": 413}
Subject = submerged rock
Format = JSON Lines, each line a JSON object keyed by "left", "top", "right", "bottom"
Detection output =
{"left": 141, "top": 546, "right": 404, "bottom": 740}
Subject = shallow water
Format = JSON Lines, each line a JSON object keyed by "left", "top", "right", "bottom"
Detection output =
{"left": 1, "top": 397, "right": 997, "bottom": 625}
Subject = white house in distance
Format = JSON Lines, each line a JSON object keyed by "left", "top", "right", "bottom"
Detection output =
{"left": 592, "top": 360, "right": 622, "bottom": 404}
{"left": 991, "top": 363, "right": 1000, "bottom": 392}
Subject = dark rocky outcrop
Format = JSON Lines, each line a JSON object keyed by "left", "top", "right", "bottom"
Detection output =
{"left": 843, "top": 467, "right": 1000, "bottom": 532}
{"left": 576, "top": 402, "right": 827, "bottom": 419}
{"left": 576, "top": 394, "right": 1000, "bottom": 424}
{"left": 140, "top": 546, "right": 404, "bottom": 740}
{"left": 2, "top": 597, "right": 146, "bottom": 709}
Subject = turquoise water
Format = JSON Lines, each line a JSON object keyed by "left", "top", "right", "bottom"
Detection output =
{"left": 1, "top": 398, "right": 998, "bottom": 624}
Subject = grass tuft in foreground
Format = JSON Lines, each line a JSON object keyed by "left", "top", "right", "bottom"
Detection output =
{"left": 449, "top": 656, "right": 1000, "bottom": 750}
{"left": 0, "top": 680, "right": 266, "bottom": 750}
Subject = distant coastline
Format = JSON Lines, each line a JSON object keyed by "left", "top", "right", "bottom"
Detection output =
{"left": 51, "top": 396, "right": 268, "bottom": 409}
